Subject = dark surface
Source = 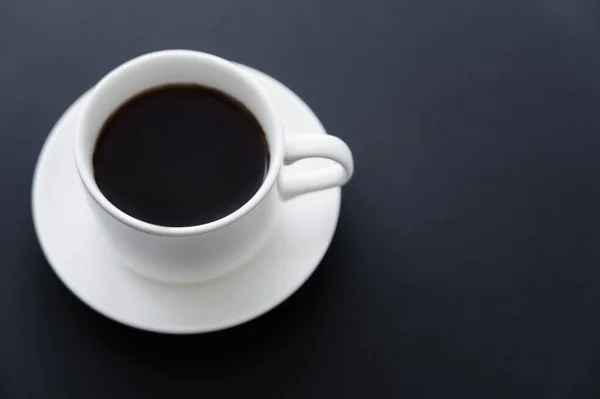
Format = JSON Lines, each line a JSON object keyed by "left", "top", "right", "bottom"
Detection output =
{"left": 2, "top": 0, "right": 600, "bottom": 397}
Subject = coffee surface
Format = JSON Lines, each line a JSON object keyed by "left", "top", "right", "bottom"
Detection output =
{"left": 93, "top": 84, "right": 269, "bottom": 227}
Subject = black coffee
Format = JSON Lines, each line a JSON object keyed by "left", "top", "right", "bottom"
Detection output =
{"left": 93, "top": 84, "right": 269, "bottom": 227}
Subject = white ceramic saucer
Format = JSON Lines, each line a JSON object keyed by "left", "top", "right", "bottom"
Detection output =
{"left": 32, "top": 65, "right": 341, "bottom": 334}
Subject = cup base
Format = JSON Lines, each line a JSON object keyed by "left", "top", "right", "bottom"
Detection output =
{"left": 32, "top": 64, "right": 342, "bottom": 334}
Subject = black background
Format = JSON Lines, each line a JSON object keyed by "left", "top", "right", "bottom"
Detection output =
{"left": 2, "top": 0, "right": 600, "bottom": 397}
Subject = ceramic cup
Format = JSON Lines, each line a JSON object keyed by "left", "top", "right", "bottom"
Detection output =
{"left": 74, "top": 50, "right": 354, "bottom": 283}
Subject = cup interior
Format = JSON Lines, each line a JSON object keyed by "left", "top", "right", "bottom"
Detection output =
{"left": 75, "top": 50, "right": 283, "bottom": 236}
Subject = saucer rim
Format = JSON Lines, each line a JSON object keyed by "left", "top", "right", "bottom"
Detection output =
{"left": 31, "top": 65, "right": 341, "bottom": 334}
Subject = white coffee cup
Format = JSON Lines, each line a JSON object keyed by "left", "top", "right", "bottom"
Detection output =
{"left": 74, "top": 50, "right": 354, "bottom": 283}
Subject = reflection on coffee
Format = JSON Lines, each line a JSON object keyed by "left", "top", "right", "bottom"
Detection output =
{"left": 93, "top": 84, "right": 269, "bottom": 227}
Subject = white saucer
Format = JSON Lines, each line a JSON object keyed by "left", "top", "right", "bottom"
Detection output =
{"left": 32, "top": 65, "right": 341, "bottom": 334}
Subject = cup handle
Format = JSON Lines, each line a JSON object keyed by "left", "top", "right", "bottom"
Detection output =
{"left": 278, "top": 134, "right": 354, "bottom": 199}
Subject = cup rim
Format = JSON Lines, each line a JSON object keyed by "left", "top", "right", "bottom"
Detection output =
{"left": 74, "top": 50, "right": 283, "bottom": 237}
